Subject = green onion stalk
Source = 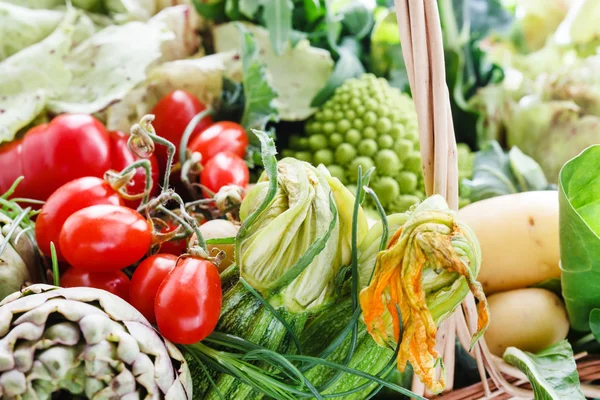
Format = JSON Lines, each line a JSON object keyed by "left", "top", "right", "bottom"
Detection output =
{"left": 0, "top": 178, "right": 44, "bottom": 300}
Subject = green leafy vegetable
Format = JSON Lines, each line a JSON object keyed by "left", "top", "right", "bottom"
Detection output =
{"left": 339, "top": 2, "right": 373, "bottom": 40}
{"left": 439, "top": 0, "right": 509, "bottom": 148}
{"left": 503, "top": 341, "right": 584, "bottom": 400}
{"left": 368, "top": 7, "right": 407, "bottom": 90}
{"left": 47, "top": 20, "right": 170, "bottom": 114}
{"left": 532, "top": 278, "right": 562, "bottom": 297}
{"left": 262, "top": 0, "right": 294, "bottom": 55}
{"left": 462, "top": 141, "right": 550, "bottom": 202}
{"left": 559, "top": 144, "right": 600, "bottom": 331}
{"left": 237, "top": 24, "right": 279, "bottom": 135}
{"left": 191, "top": 0, "right": 227, "bottom": 21}
{"left": 0, "top": 8, "right": 75, "bottom": 143}
{"left": 0, "top": 4, "right": 199, "bottom": 139}
{"left": 0, "top": 3, "right": 63, "bottom": 61}
{"left": 213, "top": 22, "right": 333, "bottom": 121}
{"left": 310, "top": 37, "right": 364, "bottom": 107}
{"left": 4, "top": 0, "right": 159, "bottom": 22}
{"left": 590, "top": 308, "right": 600, "bottom": 342}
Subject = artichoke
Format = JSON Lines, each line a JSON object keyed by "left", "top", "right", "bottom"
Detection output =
{"left": 358, "top": 196, "right": 489, "bottom": 394}
{"left": 0, "top": 284, "right": 191, "bottom": 399}
{"left": 238, "top": 157, "right": 367, "bottom": 314}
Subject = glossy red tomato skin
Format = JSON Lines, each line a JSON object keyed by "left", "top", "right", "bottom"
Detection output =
{"left": 159, "top": 221, "right": 188, "bottom": 256}
{"left": 155, "top": 257, "right": 222, "bottom": 344}
{"left": 35, "top": 177, "right": 124, "bottom": 260}
{"left": 150, "top": 90, "right": 213, "bottom": 175}
{"left": 59, "top": 205, "right": 152, "bottom": 272}
{"left": 129, "top": 254, "right": 178, "bottom": 323}
{"left": 109, "top": 131, "right": 160, "bottom": 208}
{"left": 200, "top": 152, "right": 249, "bottom": 196}
{"left": 61, "top": 268, "right": 131, "bottom": 302}
{"left": 0, "top": 115, "right": 111, "bottom": 202}
{"left": 188, "top": 121, "right": 248, "bottom": 162}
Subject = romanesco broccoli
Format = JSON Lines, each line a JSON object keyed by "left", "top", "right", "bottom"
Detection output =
{"left": 285, "top": 74, "right": 473, "bottom": 213}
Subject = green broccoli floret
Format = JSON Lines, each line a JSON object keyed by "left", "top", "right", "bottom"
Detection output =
{"left": 288, "top": 74, "right": 473, "bottom": 213}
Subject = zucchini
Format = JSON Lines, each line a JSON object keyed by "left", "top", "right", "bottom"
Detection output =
{"left": 301, "top": 298, "right": 395, "bottom": 399}
{"left": 191, "top": 280, "right": 308, "bottom": 399}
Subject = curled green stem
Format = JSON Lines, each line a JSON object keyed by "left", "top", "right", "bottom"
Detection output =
{"left": 171, "top": 192, "right": 207, "bottom": 252}
{"left": 106, "top": 159, "right": 153, "bottom": 206}
{"left": 130, "top": 115, "right": 176, "bottom": 194}
{"left": 143, "top": 190, "right": 207, "bottom": 254}
{"left": 179, "top": 108, "right": 214, "bottom": 167}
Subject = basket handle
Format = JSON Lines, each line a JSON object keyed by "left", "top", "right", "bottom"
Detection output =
{"left": 394, "top": 0, "right": 458, "bottom": 210}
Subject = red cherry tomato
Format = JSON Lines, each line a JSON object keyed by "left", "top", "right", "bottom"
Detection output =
{"left": 59, "top": 205, "right": 152, "bottom": 272}
{"left": 129, "top": 254, "right": 178, "bottom": 323}
{"left": 155, "top": 257, "right": 222, "bottom": 344}
{"left": 109, "top": 131, "right": 159, "bottom": 209}
{"left": 61, "top": 268, "right": 131, "bottom": 302}
{"left": 0, "top": 114, "right": 111, "bottom": 202}
{"left": 35, "top": 177, "right": 124, "bottom": 260}
{"left": 151, "top": 90, "right": 213, "bottom": 175}
{"left": 200, "top": 152, "right": 249, "bottom": 196}
{"left": 188, "top": 121, "right": 248, "bottom": 162}
{"left": 159, "top": 222, "right": 188, "bottom": 256}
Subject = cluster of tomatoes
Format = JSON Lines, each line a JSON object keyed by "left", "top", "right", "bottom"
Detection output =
{"left": 34, "top": 174, "right": 222, "bottom": 345}
{"left": 0, "top": 89, "right": 252, "bottom": 345}
{"left": 150, "top": 90, "right": 250, "bottom": 195}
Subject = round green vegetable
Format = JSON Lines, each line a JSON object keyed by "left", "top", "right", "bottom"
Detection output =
{"left": 288, "top": 74, "right": 474, "bottom": 213}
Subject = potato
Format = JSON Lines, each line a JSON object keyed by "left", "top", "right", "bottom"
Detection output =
{"left": 195, "top": 219, "right": 240, "bottom": 271}
{"left": 484, "top": 288, "right": 569, "bottom": 357}
{"left": 457, "top": 191, "right": 560, "bottom": 294}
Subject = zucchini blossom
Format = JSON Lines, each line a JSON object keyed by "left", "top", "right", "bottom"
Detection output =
{"left": 359, "top": 196, "right": 489, "bottom": 393}
{"left": 238, "top": 158, "right": 367, "bottom": 314}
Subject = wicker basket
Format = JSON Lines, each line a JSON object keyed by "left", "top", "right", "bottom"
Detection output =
{"left": 392, "top": 1, "right": 600, "bottom": 399}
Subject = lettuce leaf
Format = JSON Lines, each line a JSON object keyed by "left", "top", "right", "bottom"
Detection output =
{"left": 0, "top": 8, "right": 76, "bottom": 143}
{"left": 0, "top": 3, "right": 64, "bottom": 61}
{"left": 3, "top": 0, "right": 160, "bottom": 22}
{"left": 503, "top": 341, "right": 584, "bottom": 400}
{"left": 47, "top": 19, "right": 171, "bottom": 114}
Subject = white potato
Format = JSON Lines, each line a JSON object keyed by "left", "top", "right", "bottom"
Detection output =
{"left": 457, "top": 191, "right": 560, "bottom": 294}
{"left": 484, "top": 288, "right": 570, "bottom": 356}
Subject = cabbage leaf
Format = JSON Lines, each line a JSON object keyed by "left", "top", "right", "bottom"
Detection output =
{"left": 213, "top": 22, "right": 334, "bottom": 121}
